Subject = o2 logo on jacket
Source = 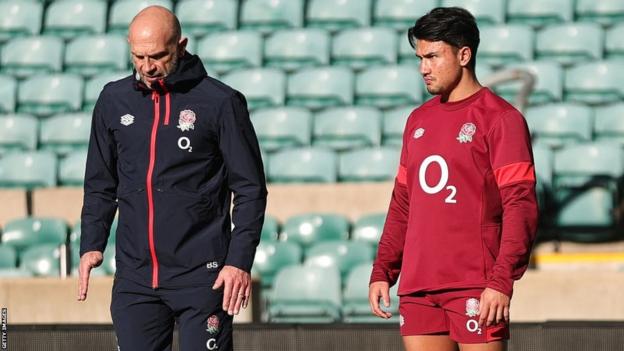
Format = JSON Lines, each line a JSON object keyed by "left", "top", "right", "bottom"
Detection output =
{"left": 419, "top": 155, "right": 457, "bottom": 203}
{"left": 178, "top": 137, "right": 193, "bottom": 152}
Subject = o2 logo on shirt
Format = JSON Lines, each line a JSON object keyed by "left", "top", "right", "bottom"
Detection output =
{"left": 418, "top": 155, "right": 457, "bottom": 204}
{"left": 178, "top": 137, "right": 193, "bottom": 152}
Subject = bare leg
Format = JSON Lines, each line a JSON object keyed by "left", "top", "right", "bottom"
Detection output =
{"left": 403, "top": 335, "right": 458, "bottom": 351}
{"left": 459, "top": 341, "right": 507, "bottom": 351}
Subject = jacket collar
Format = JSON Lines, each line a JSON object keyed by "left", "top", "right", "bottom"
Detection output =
{"left": 133, "top": 51, "right": 207, "bottom": 94}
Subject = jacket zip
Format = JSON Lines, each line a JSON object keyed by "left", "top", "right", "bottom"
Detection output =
{"left": 159, "top": 80, "right": 170, "bottom": 125}
{"left": 147, "top": 90, "right": 161, "bottom": 289}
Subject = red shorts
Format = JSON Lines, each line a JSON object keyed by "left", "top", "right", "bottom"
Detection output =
{"left": 399, "top": 288, "right": 509, "bottom": 344}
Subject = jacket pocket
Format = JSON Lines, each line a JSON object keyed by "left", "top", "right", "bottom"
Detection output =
{"left": 481, "top": 224, "right": 501, "bottom": 279}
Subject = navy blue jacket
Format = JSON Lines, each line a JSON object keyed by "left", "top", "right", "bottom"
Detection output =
{"left": 80, "top": 53, "right": 267, "bottom": 288}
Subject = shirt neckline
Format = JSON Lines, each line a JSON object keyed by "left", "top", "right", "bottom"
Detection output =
{"left": 437, "top": 87, "right": 487, "bottom": 111}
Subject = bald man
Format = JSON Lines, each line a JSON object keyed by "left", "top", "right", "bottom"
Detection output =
{"left": 77, "top": 6, "right": 267, "bottom": 351}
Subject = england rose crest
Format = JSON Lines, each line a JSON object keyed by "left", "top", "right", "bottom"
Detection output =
{"left": 457, "top": 122, "right": 476, "bottom": 143}
{"left": 206, "top": 315, "right": 219, "bottom": 334}
{"left": 177, "top": 110, "right": 196, "bottom": 132}
{"left": 465, "top": 298, "right": 480, "bottom": 317}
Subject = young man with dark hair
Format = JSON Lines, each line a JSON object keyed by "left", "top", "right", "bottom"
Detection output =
{"left": 369, "top": 7, "right": 538, "bottom": 351}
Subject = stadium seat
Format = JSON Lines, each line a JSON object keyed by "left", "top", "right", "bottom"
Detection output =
{"left": 575, "top": 0, "right": 624, "bottom": 26}
{"left": 304, "top": 240, "right": 374, "bottom": 280}
{"left": 58, "top": 149, "right": 88, "bottom": 186}
{"left": 84, "top": 71, "right": 129, "bottom": 111}
{"left": 606, "top": 24, "right": 624, "bottom": 60}
{"left": 373, "top": 0, "right": 438, "bottom": 30}
{"left": 0, "top": 1, "right": 42, "bottom": 42}
{"left": 1, "top": 217, "right": 67, "bottom": 253}
{"left": 0, "top": 114, "right": 38, "bottom": 155}
{"left": 281, "top": 213, "right": 349, "bottom": 247}
{"left": 352, "top": 213, "right": 386, "bottom": 247}
{"left": 264, "top": 28, "right": 330, "bottom": 72}
{"left": 0, "top": 151, "right": 57, "bottom": 189}
{"left": 19, "top": 243, "right": 62, "bottom": 277}
{"left": 0, "top": 245, "right": 17, "bottom": 268}
{"left": 338, "top": 147, "right": 400, "bottom": 182}
{"left": 440, "top": 0, "right": 505, "bottom": 25}
{"left": 306, "top": 0, "right": 371, "bottom": 32}
{"left": 221, "top": 68, "right": 286, "bottom": 110}
{"left": 478, "top": 25, "right": 534, "bottom": 66}
{"left": 536, "top": 23, "right": 604, "bottom": 66}
{"left": 65, "top": 35, "right": 129, "bottom": 77}
{"left": 109, "top": 0, "right": 173, "bottom": 34}
{"left": 398, "top": 32, "right": 416, "bottom": 64}
{"left": 175, "top": 0, "right": 238, "bottom": 36}
{"left": 0, "top": 75, "right": 16, "bottom": 113}
{"left": 594, "top": 103, "right": 624, "bottom": 145}
{"left": 197, "top": 31, "right": 262, "bottom": 75}
{"left": 355, "top": 66, "right": 422, "bottom": 108}
{"left": 267, "top": 147, "right": 337, "bottom": 183}
{"left": 313, "top": 107, "right": 382, "bottom": 151}
{"left": 1, "top": 36, "right": 64, "bottom": 78}
{"left": 101, "top": 242, "right": 116, "bottom": 275}
{"left": 495, "top": 61, "right": 563, "bottom": 104}
{"left": 268, "top": 265, "right": 342, "bottom": 322}
{"left": 524, "top": 103, "right": 593, "bottom": 148}
{"left": 18, "top": 74, "right": 84, "bottom": 116}
{"left": 564, "top": 61, "right": 624, "bottom": 105}
{"left": 253, "top": 241, "right": 302, "bottom": 288}
{"left": 506, "top": 0, "right": 573, "bottom": 27}
{"left": 251, "top": 107, "right": 312, "bottom": 152}
{"left": 532, "top": 142, "right": 554, "bottom": 190}
{"left": 240, "top": 0, "right": 304, "bottom": 34}
{"left": 260, "top": 215, "right": 280, "bottom": 241}
{"left": 39, "top": 113, "right": 91, "bottom": 155}
{"left": 343, "top": 263, "right": 399, "bottom": 323}
{"left": 383, "top": 106, "right": 411, "bottom": 146}
{"left": 44, "top": 0, "right": 107, "bottom": 39}
{"left": 332, "top": 27, "right": 397, "bottom": 70}
{"left": 287, "top": 67, "right": 354, "bottom": 109}
{"left": 70, "top": 218, "right": 118, "bottom": 245}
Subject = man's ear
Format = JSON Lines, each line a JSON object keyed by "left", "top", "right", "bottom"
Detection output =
{"left": 458, "top": 46, "right": 472, "bottom": 67}
{"left": 178, "top": 37, "right": 188, "bottom": 55}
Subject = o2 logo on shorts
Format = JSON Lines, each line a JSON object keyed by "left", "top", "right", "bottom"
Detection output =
{"left": 178, "top": 137, "right": 193, "bottom": 152}
{"left": 418, "top": 155, "right": 457, "bottom": 203}
{"left": 466, "top": 319, "right": 482, "bottom": 335}
{"left": 206, "top": 338, "right": 218, "bottom": 350}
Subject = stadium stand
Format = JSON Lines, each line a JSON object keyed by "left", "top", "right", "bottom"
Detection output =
{"left": 524, "top": 103, "right": 593, "bottom": 148}
{"left": 0, "top": 0, "right": 42, "bottom": 42}
{"left": 197, "top": 31, "right": 263, "bottom": 74}
{"left": 39, "top": 113, "right": 91, "bottom": 156}
{"left": 287, "top": 66, "right": 354, "bottom": 109}
{"left": 342, "top": 262, "right": 399, "bottom": 323}
{"left": 306, "top": 0, "right": 372, "bottom": 32}
{"left": 252, "top": 241, "right": 302, "bottom": 288}
{"left": 251, "top": 106, "right": 312, "bottom": 152}
{"left": 281, "top": 213, "right": 350, "bottom": 247}
{"left": 355, "top": 65, "right": 422, "bottom": 108}
{"left": 222, "top": 67, "right": 286, "bottom": 109}
{"left": 108, "top": 0, "right": 173, "bottom": 34}
{"left": 240, "top": 0, "right": 305, "bottom": 34}
{"left": 373, "top": 0, "right": 438, "bottom": 30}
{"left": 338, "top": 147, "right": 400, "bottom": 182}
{"left": 43, "top": 0, "right": 107, "bottom": 40}
{"left": 332, "top": 27, "right": 397, "bottom": 70}
{"left": 313, "top": 106, "right": 382, "bottom": 151}
{"left": 507, "top": 0, "right": 574, "bottom": 28}
{"left": 440, "top": 0, "right": 506, "bottom": 26}
{"left": 0, "top": 151, "right": 57, "bottom": 189}
{"left": 64, "top": 34, "right": 129, "bottom": 77}
{"left": 17, "top": 74, "right": 84, "bottom": 117}
{"left": 264, "top": 28, "right": 330, "bottom": 72}
{"left": 268, "top": 147, "right": 337, "bottom": 183}
{"left": 536, "top": 23, "right": 604, "bottom": 66}
{"left": 0, "top": 114, "right": 38, "bottom": 154}
{"left": 175, "top": 0, "right": 238, "bottom": 36}
{"left": 1, "top": 36, "right": 63, "bottom": 78}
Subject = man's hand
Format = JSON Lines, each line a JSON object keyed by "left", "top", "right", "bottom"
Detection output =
{"left": 478, "top": 287, "right": 510, "bottom": 327}
{"left": 212, "top": 265, "right": 251, "bottom": 316}
{"left": 369, "top": 281, "right": 392, "bottom": 319}
{"left": 77, "top": 251, "right": 103, "bottom": 301}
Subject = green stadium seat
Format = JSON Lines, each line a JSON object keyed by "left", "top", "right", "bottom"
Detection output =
{"left": 0, "top": 245, "right": 17, "bottom": 268}
{"left": 338, "top": 147, "right": 400, "bottom": 182}
{"left": 18, "top": 74, "right": 84, "bottom": 116}
{"left": 267, "top": 147, "right": 337, "bottom": 183}
{"left": 260, "top": 215, "right": 280, "bottom": 241}
{"left": 197, "top": 31, "right": 262, "bottom": 75}
{"left": 101, "top": 242, "right": 116, "bottom": 275}
{"left": 507, "top": 0, "right": 573, "bottom": 27}
{"left": 64, "top": 34, "right": 129, "bottom": 77}
{"left": 1, "top": 36, "right": 64, "bottom": 78}
{"left": 605, "top": 24, "right": 624, "bottom": 60}
{"left": 59, "top": 149, "right": 87, "bottom": 186}
{"left": 0, "top": 114, "right": 38, "bottom": 154}
{"left": 475, "top": 62, "right": 495, "bottom": 87}
{"left": 0, "top": 1, "right": 42, "bottom": 42}
{"left": 240, "top": 0, "right": 304, "bottom": 34}
{"left": 525, "top": 103, "right": 593, "bottom": 148}
{"left": 0, "top": 75, "right": 17, "bottom": 113}
{"left": 575, "top": 0, "right": 624, "bottom": 26}
{"left": 478, "top": 25, "right": 534, "bottom": 66}
{"left": 252, "top": 241, "right": 301, "bottom": 288}
{"left": 0, "top": 151, "right": 57, "bottom": 189}
{"left": 332, "top": 27, "right": 397, "bottom": 70}
{"left": 19, "top": 243, "right": 61, "bottom": 277}
{"left": 84, "top": 71, "right": 129, "bottom": 111}
{"left": 495, "top": 61, "right": 563, "bottom": 104}
{"left": 281, "top": 213, "right": 349, "bottom": 247}
{"left": 373, "top": 0, "right": 437, "bottom": 30}
{"left": 221, "top": 68, "right": 286, "bottom": 110}
{"left": 564, "top": 60, "right": 624, "bottom": 105}
{"left": 306, "top": 0, "right": 371, "bottom": 32}
{"left": 532, "top": 142, "right": 554, "bottom": 190}
{"left": 264, "top": 28, "right": 330, "bottom": 72}
{"left": 441, "top": 0, "right": 505, "bottom": 26}
{"left": 355, "top": 65, "right": 422, "bottom": 108}
{"left": 70, "top": 218, "right": 117, "bottom": 245}
{"left": 383, "top": 106, "right": 411, "bottom": 147}
{"left": 313, "top": 106, "right": 382, "bottom": 151}
{"left": 287, "top": 66, "right": 354, "bottom": 109}
{"left": 175, "top": 0, "right": 238, "bottom": 36}
{"left": 398, "top": 32, "right": 416, "bottom": 64}
{"left": 251, "top": 107, "right": 312, "bottom": 152}
{"left": 268, "top": 265, "right": 342, "bottom": 323}
{"left": 304, "top": 240, "right": 374, "bottom": 281}
{"left": 342, "top": 262, "right": 399, "bottom": 323}
{"left": 39, "top": 113, "right": 90, "bottom": 156}
{"left": 536, "top": 23, "right": 604, "bottom": 66}
{"left": 43, "top": 0, "right": 107, "bottom": 39}
{"left": 352, "top": 213, "right": 386, "bottom": 247}
{"left": 108, "top": 0, "right": 173, "bottom": 34}
{"left": 2, "top": 217, "right": 67, "bottom": 253}
{"left": 594, "top": 103, "right": 624, "bottom": 145}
